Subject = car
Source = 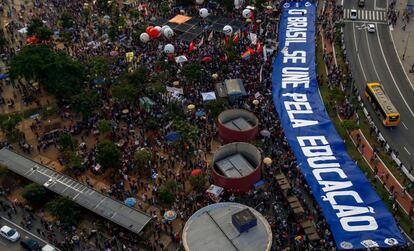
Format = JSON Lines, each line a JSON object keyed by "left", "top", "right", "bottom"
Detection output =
{"left": 350, "top": 9, "right": 357, "bottom": 20}
{"left": 358, "top": 0, "right": 365, "bottom": 7}
{"left": 20, "top": 237, "right": 41, "bottom": 251}
{"left": 0, "top": 225, "right": 20, "bottom": 242}
{"left": 43, "top": 178, "right": 56, "bottom": 188}
{"left": 367, "top": 24, "right": 376, "bottom": 33}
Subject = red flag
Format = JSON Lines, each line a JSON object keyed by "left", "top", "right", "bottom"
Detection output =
{"left": 232, "top": 33, "right": 239, "bottom": 43}
{"left": 247, "top": 47, "right": 255, "bottom": 55}
{"left": 220, "top": 54, "right": 228, "bottom": 62}
{"left": 256, "top": 42, "right": 262, "bottom": 54}
{"left": 188, "top": 41, "right": 195, "bottom": 53}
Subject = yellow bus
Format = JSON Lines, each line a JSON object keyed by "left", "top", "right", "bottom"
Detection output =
{"left": 365, "top": 83, "right": 400, "bottom": 126}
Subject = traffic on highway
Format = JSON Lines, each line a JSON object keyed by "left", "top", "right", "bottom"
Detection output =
{"left": 343, "top": 0, "right": 414, "bottom": 174}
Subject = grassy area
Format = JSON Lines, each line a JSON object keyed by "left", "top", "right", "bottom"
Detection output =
{"left": 316, "top": 35, "right": 414, "bottom": 239}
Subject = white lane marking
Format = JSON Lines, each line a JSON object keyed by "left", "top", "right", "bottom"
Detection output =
{"left": 365, "top": 28, "right": 381, "bottom": 81}
{"left": 404, "top": 146, "right": 411, "bottom": 156}
{"left": 402, "top": 121, "right": 408, "bottom": 129}
{"left": 376, "top": 24, "right": 414, "bottom": 118}
{"left": 388, "top": 22, "right": 414, "bottom": 91}
{"left": 352, "top": 23, "right": 368, "bottom": 81}
{"left": 343, "top": 20, "right": 383, "bottom": 24}
{"left": 0, "top": 216, "right": 47, "bottom": 244}
{"left": 94, "top": 197, "right": 106, "bottom": 209}
{"left": 341, "top": 0, "right": 344, "bottom": 6}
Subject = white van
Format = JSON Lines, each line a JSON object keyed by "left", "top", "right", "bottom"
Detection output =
{"left": 42, "top": 244, "right": 56, "bottom": 251}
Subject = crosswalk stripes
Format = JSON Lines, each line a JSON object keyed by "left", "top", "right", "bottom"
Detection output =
{"left": 343, "top": 9, "right": 388, "bottom": 22}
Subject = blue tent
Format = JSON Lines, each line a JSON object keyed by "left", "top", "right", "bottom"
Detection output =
{"left": 93, "top": 79, "right": 105, "bottom": 85}
{"left": 124, "top": 197, "right": 136, "bottom": 207}
{"left": 195, "top": 110, "right": 206, "bottom": 117}
{"left": 165, "top": 131, "right": 181, "bottom": 142}
{"left": 0, "top": 74, "right": 8, "bottom": 80}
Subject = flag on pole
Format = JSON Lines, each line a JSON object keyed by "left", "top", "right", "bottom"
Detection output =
{"left": 262, "top": 45, "right": 267, "bottom": 62}
{"left": 241, "top": 50, "right": 251, "bottom": 60}
{"left": 232, "top": 32, "right": 239, "bottom": 43}
{"left": 208, "top": 31, "right": 214, "bottom": 41}
{"left": 197, "top": 36, "right": 204, "bottom": 48}
{"left": 188, "top": 41, "right": 195, "bottom": 52}
{"left": 256, "top": 42, "right": 262, "bottom": 54}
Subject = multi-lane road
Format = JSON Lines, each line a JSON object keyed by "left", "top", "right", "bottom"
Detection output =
{"left": 343, "top": 0, "right": 414, "bottom": 172}
{"left": 0, "top": 216, "right": 48, "bottom": 251}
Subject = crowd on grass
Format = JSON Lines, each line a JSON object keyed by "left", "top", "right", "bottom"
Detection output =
{"left": 0, "top": 0, "right": 412, "bottom": 250}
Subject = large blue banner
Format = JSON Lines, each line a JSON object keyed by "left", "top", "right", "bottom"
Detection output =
{"left": 272, "top": 1, "right": 406, "bottom": 249}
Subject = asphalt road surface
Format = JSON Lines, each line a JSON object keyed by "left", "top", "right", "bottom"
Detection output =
{"left": 343, "top": 0, "right": 414, "bottom": 172}
{"left": 0, "top": 216, "right": 48, "bottom": 251}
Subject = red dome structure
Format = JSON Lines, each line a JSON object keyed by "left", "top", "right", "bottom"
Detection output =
{"left": 217, "top": 109, "right": 259, "bottom": 143}
{"left": 211, "top": 142, "right": 261, "bottom": 192}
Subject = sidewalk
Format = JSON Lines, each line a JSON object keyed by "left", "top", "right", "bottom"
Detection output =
{"left": 390, "top": 0, "right": 414, "bottom": 84}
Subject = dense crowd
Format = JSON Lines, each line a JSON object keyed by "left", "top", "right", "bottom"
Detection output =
{"left": 0, "top": 0, "right": 411, "bottom": 250}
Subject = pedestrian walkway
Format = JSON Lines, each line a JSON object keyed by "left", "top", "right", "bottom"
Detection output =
{"left": 343, "top": 9, "right": 388, "bottom": 22}
{"left": 389, "top": 0, "right": 414, "bottom": 86}
{"left": 349, "top": 130, "right": 414, "bottom": 220}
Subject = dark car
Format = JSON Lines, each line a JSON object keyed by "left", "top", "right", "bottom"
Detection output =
{"left": 20, "top": 237, "right": 41, "bottom": 251}
{"left": 358, "top": 0, "right": 365, "bottom": 7}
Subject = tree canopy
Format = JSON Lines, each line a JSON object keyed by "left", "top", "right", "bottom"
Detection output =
{"left": 96, "top": 140, "right": 121, "bottom": 170}
{"left": 70, "top": 90, "right": 100, "bottom": 118}
{"left": 22, "top": 183, "right": 47, "bottom": 206}
{"left": 58, "top": 133, "right": 77, "bottom": 152}
{"left": 46, "top": 197, "right": 80, "bottom": 225}
{"left": 111, "top": 82, "right": 138, "bottom": 105}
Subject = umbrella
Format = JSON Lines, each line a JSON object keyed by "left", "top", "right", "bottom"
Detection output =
{"left": 124, "top": 197, "right": 136, "bottom": 207}
{"left": 122, "top": 109, "right": 129, "bottom": 114}
{"left": 260, "top": 129, "right": 271, "bottom": 137}
{"left": 165, "top": 131, "right": 181, "bottom": 142}
{"left": 187, "top": 104, "right": 195, "bottom": 110}
{"left": 191, "top": 169, "right": 202, "bottom": 176}
{"left": 93, "top": 79, "right": 105, "bottom": 85}
{"left": 175, "top": 55, "right": 188, "bottom": 63}
{"left": 195, "top": 110, "right": 206, "bottom": 117}
{"left": 0, "top": 74, "right": 8, "bottom": 80}
{"left": 164, "top": 210, "right": 177, "bottom": 221}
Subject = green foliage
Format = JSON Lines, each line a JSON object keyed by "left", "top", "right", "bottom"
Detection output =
{"left": 98, "top": 120, "right": 111, "bottom": 135}
{"left": 189, "top": 174, "right": 207, "bottom": 192}
{"left": 205, "top": 98, "right": 228, "bottom": 118}
{"left": 96, "top": 140, "right": 121, "bottom": 170}
{"left": 119, "top": 66, "right": 148, "bottom": 90}
{"left": 159, "top": 180, "right": 178, "bottom": 204}
{"left": 144, "top": 118, "right": 159, "bottom": 131}
{"left": 27, "top": 18, "right": 44, "bottom": 36}
{"left": 70, "top": 90, "right": 100, "bottom": 118}
{"left": 58, "top": 133, "right": 77, "bottom": 152}
{"left": 111, "top": 82, "right": 138, "bottom": 105}
{"left": 22, "top": 183, "right": 47, "bottom": 205}
{"left": 59, "top": 12, "right": 74, "bottom": 29}
{"left": 88, "top": 56, "right": 112, "bottom": 81}
{"left": 66, "top": 151, "right": 82, "bottom": 169}
{"left": 181, "top": 63, "right": 202, "bottom": 82}
{"left": 35, "top": 26, "right": 53, "bottom": 41}
{"left": 46, "top": 197, "right": 80, "bottom": 225}
{"left": 134, "top": 148, "right": 152, "bottom": 165}
{"left": 42, "top": 52, "right": 86, "bottom": 99}
{"left": 9, "top": 45, "right": 54, "bottom": 81}
{"left": 341, "top": 119, "right": 360, "bottom": 130}
{"left": 173, "top": 119, "right": 199, "bottom": 145}
{"left": 0, "top": 113, "right": 22, "bottom": 137}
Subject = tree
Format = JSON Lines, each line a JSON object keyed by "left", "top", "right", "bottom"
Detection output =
{"left": 119, "top": 66, "right": 147, "bottom": 90}
{"left": 35, "top": 26, "right": 53, "bottom": 41}
{"left": 70, "top": 90, "right": 100, "bottom": 118}
{"left": 111, "top": 82, "right": 138, "bottom": 105}
{"left": 27, "top": 18, "right": 44, "bottom": 36}
{"left": 22, "top": 183, "right": 47, "bottom": 206}
{"left": 59, "top": 12, "right": 74, "bottom": 29}
{"left": 189, "top": 174, "right": 207, "bottom": 193}
{"left": 66, "top": 151, "right": 82, "bottom": 170}
{"left": 181, "top": 63, "right": 202, "bottom": 82}
{"left": 0, "top": 113, "right": 22, "bottom": 138}
{"left": 144, "top": 118, "right": 159, "bottom": 131}
{"left": 96, "top": 140, "right": 121, "bottom": 170}
{"left": 42, "top": 52, "right": 86, "bottom": 99}
{"left": 134, "top": 148, "right": 152, "bottom": 165}
{"left": 158, "top": 180, "right": 178, "bottom": 204}
{"left": 58, "top": 133, "right": 77, "bottom": 152}
{"left": 9, "top": 45, "right": 54, "bottom": 81}
{"left": 173, "top": 119, "right": 199, "bottom": 146}
{"left": 97, "top": 120, "right": 111, "bottom": 135}
{"left": 205, "top": 98, "right": 228, "bottom": 118}
{"left": 88, "top": 56, "right": 111, "bottom": 82}
{"left": 46, "top": 197, "right": 80, "bottom": 225}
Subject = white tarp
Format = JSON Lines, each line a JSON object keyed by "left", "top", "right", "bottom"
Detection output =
{"left": 166, "top": 86, "right": 184, "bottom": 95}
{"left": 201, "top": 91, "right": 216, "bottom": 101}
{"left": 175, "top": 55, "right": 188, "bottom": 63}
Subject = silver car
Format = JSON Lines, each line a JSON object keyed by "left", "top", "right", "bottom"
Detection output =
{"left": 0, "top": 225, "right": 20, "bottom": 242}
